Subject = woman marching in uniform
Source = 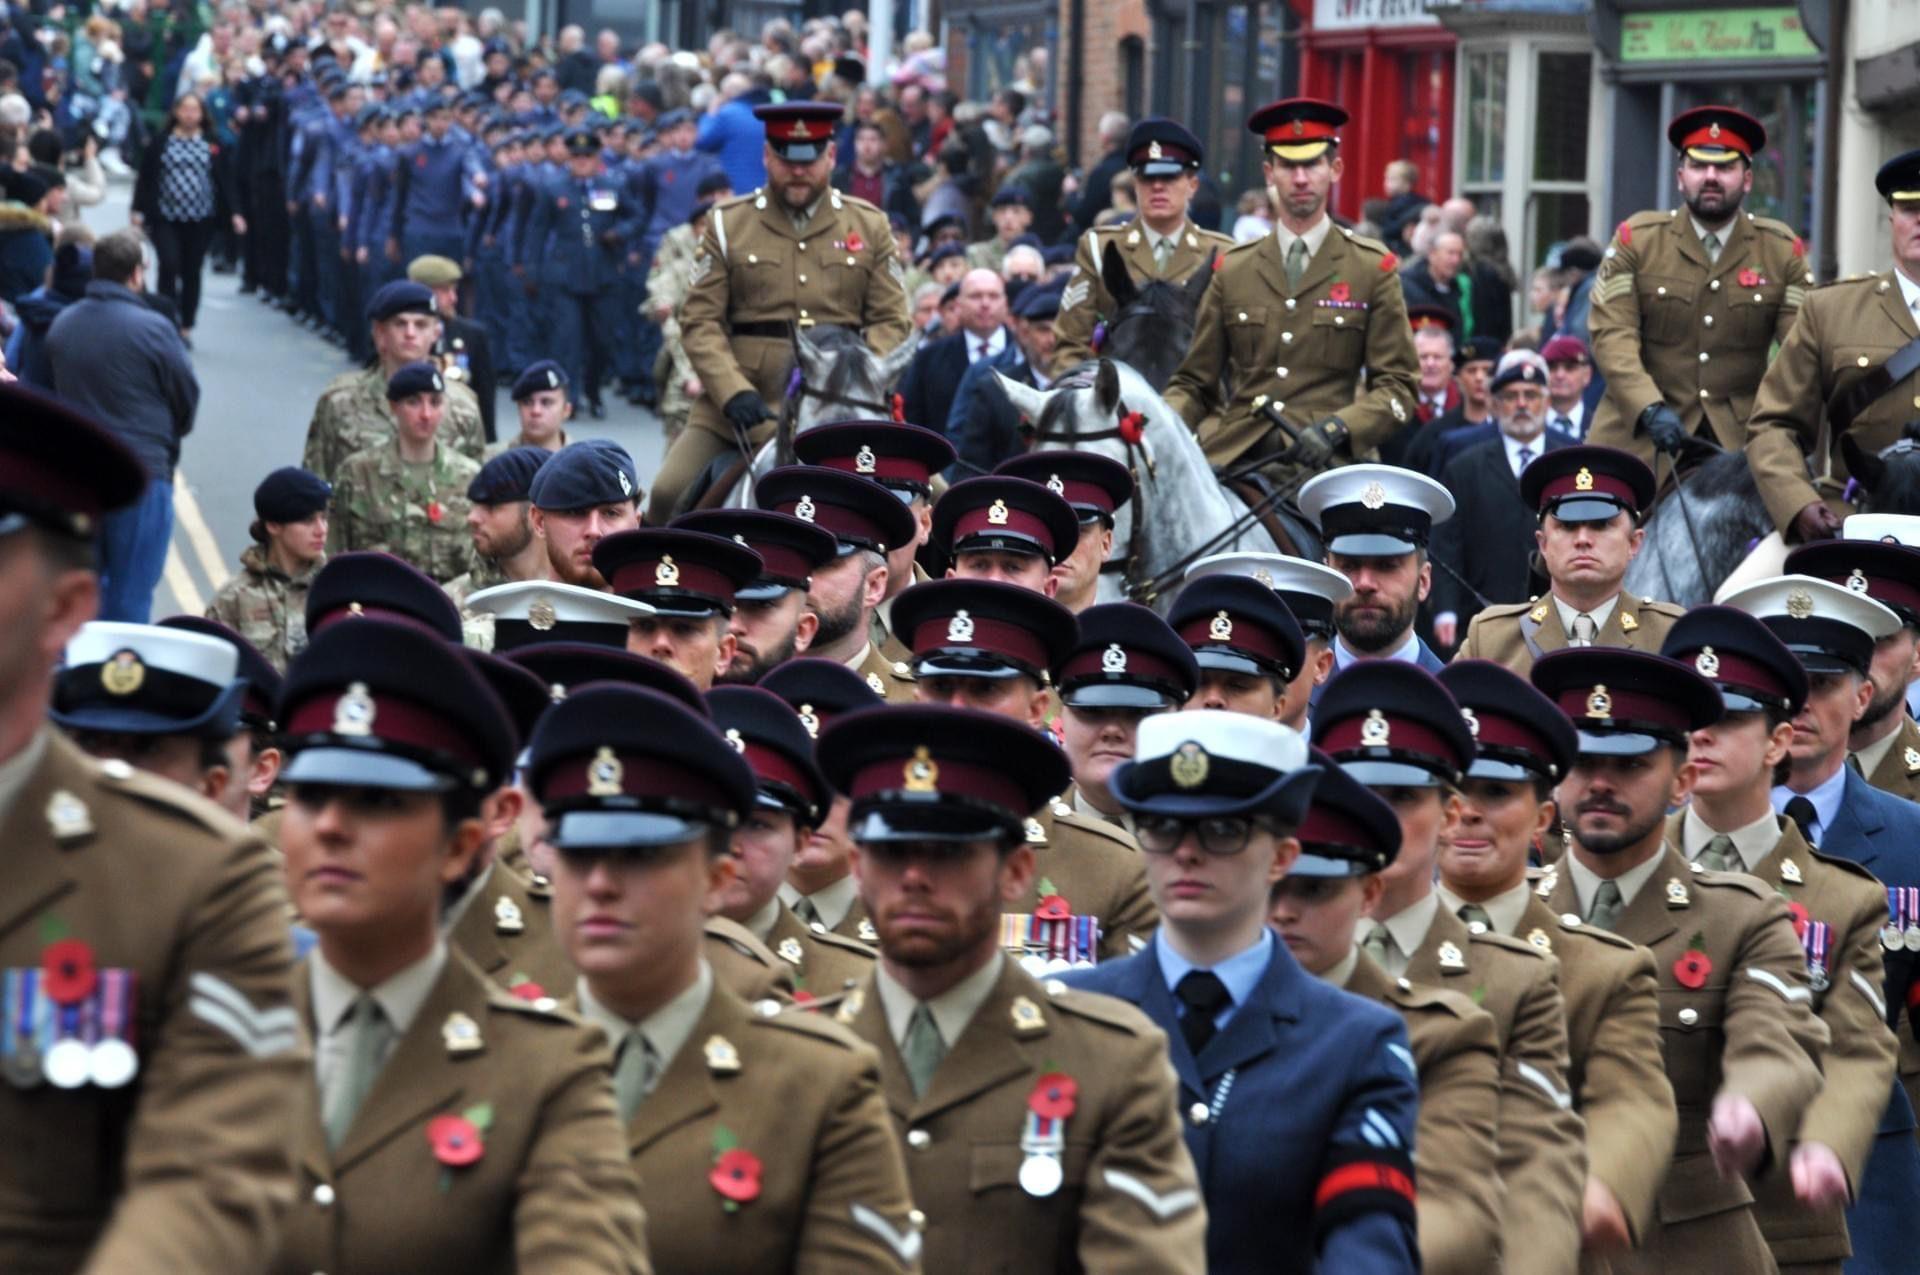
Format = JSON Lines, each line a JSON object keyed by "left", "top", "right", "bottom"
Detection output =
{"left": 270, "top": 616, "right": 650, "bottom": 1275}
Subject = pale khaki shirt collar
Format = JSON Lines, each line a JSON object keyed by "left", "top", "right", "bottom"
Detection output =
{"left": 840, "top": 641, "right": 873, "bottom": 672}
{"left": 1681, "top": 806, "right": 1779, "bottom": 872}
{"left": 1690, "top": 215, "right": 1735, "bottom": 252}
{"left": 1896, "top": 268, "right": 1920, "bottom": 317}
{"left": 309, "top": 940, "right": 447, "bottom": 1090}
{"left": 1274, "top": 214, "right": 1333, "bottom": 264}
{"left": 745, "top": 895, "right": 782, "bottom": 945}
{"left": 0, "top": 728, "right": 51, "bottom": 826}
{"left": 1553, "top": 593, "right": 1619, "bottom": 637}
{"left": 1071, "top": 782, "right": 1132, "bottom": 834}
{"left": 1437, "top": 879, "right": 1533, "bottom": 938}
{"left": 779, "top": 872, "right": 860, "bottom": 930}
{"left": 1374, "top": 891, "right": 1440, "bottom": 966}
{"left": 1853, "top": 721, "right": 1906, "bottom": 780}
{"left": 1323, "top": 944, "right": 1361, "bottom": 989}
{"left": 576, "top": 960, "right": 713, "bottom": 1078}
{"left": 876, "top": 950, "right": 1004, "bottom": 1050}
{"left": 1565, "top": 848, "right": 1667, "bottom": 915}
{"left": 1142, "top": 219, "right": 1188, "bottom": 257}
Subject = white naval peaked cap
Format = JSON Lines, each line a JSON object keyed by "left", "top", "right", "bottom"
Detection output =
{"left": 1298, "top": 463, "right": 1454, "bottom": 557}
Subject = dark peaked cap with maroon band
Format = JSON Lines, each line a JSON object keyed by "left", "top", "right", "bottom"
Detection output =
{"left": 817, "top": 704, "right": 1071, "bottom": 844}
{"left": 1520, "top": 444, "right": 1656, "bottom": 524}
{"left": 1531, "top": 648, "right": 1724, "bottom": 758}
{"left": 931, "top": 476, "right": 1081, "bottom": 565}
{"left": 890, "top": 578, "right": 1078, "bottom": 682}
{"left": 277, "top": 617, "right": 515, "bottom": 793}
{"left": 0, "top": 382, "right": 145, "bottom": 540}
{"left": 507, "top": 642, "right": 708, "bottom": 716}
{"left": 757, "top": 657, "right": 883, "bottom": 735}
{"left": 756, "top": 465, "right": 917, "bottom": 555}
{"left": 529, "top": 685, "right": 755, "bottom": 851}
{"left": 707, "top": 685, "right": 831, "bottom": 823}
{"left": 1437, "top": 659, "right": 1578, "bottom": 784}
{"left": 306, "top": 551, "right": 464, "bottom": 642}
{"left": 1313, "top": 661, "right": 1474, "bottom": 789}
{"left": 673, "top": 508, "right": 838, "bottom": 600}
{"left": 1294, "top": 748, "right": 1402, "bottom": 878}
{"left": 1786, "top": 537, "right": 1920, "bottom": 628}
{"left": 1659, "top": 605, "right": 1808, "bottom": 715}
{"left": 593, "top": 527, "right": 764, "bottom": 617}
{"left": 794, "top": 421, "right": 956, "bottom": 499}
{"left": 995, "top": 451, "right": 1133, "bottom": 526}
{"left": 1168, "top": 574, "right": 1305, "bottom": 682}
{"left": 1054, "top": 602, "right": 1198, "bottom": 709}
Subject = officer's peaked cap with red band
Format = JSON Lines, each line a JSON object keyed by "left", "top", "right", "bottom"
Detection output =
{"left": 707, "top": 685, "right": 831, "bottom": 822}
{"left": 1531, "top": 648, "right": 1724, "bottom": 758}
{"left": 793, "top": 421, "right": 957, "bottom": 496}
{"left": 673, "top": 508, "right": 839, "bottom": 600}
{"left": 1246, "top": 97, "right": 1348, "bottom": 160}
{"left": 1667, "top": 105, "right": 1765, "bottom": 163}
{"left": 592, "top": 527, "right": 764, "bottom": 617}
{"left": 1519, "top": 444, "right": 1656, "bottom": 523}
{"left": 1312, "top": 661, "right": 1473, "bottom": 789}
{"left": 1658, "top": 605, "right": 1808, "bottom": 715}
{"left": 890, "top": 577, "right": 1078, "bottom": 681}
{"left": 753, "top": 102, "right": 843, "bottom": 161}
{"left": 755, "top": 464, "right": 918, "bottom": 555}
{"left": 931, "top": 475, "right": 1081, "bottom": 565}
{"left": 995, "top": 450, "right": 1133, "bottom": 524}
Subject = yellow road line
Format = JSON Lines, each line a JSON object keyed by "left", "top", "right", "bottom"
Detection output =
{"left": 173, "top": 473, "right": 230, "bottom": 590}
{"left": 163, "top": 542, "right": 204, "bottom": 615}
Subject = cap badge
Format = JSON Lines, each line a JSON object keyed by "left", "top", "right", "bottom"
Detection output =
{"left": 987, "top": 498, "right": 1011, "bottom": 526}
{"left": 99, "top": 649, "right": 145, "bottom": 697}
{"left": 1709, "top": 122, "right": 1722, "bottom": 138}
{"left": 855, "top": 445, "right": 877, "bottom": 475}
{"left": 1695, "top": 646, "right": 1720, "bottom": 677}
{"left": 1847, "top": 568, "right": 1870, "bottom": 594}
{"left": 1574, "top": 467, "right": 1595, "bottom": 492}
{"left": 1436, "top": 940, "right": 1466, "bottom": 971}
{"left": 587, "top": 746, "right": 624, "bottom": 797}
{"left": 617, "top": 468, "right": 634, "bottom": 497}
{"left": 441, "top": 1011, "right": 483, "bottom": 1055}
{"left": 724, "top": 728, "right": 746, "bottom": 753}
{"left": 785, "top": 119, "right": 807, "bottom": 140}
{"left": 797, "top": 704, "right": 819, "bottom": 738}
{"left": 1046, "top": 474, "right": 1065, "bottom": 495}
{"left": 527, "top": 597, "right": 557, "bottom": 631}
{"left": 1786, "top": 588, "right": 1815, "bottom": 620}
{"left": 947, "top": 609, "right": 975, "bottom": 643}
{"left": 1586, "top": 684, "right": 1612, "bottom": 718}
{"left": 903, "top": 745, "right": 939, "bottom": 793}
{"left": 1169, "top": 742, "right": 1210, "bottom": 789}
{"left": 1252, "top": 567, "right": 1275, "bottom": 587}
{"left": 333, "top": 682, "right": 376, "bottom": 735}
{"left": 655, "top": 555, "right": 681, "bottom": 587}
{"left": 795, "top": 494, "right": 817, "bottom": 523}
{"left": 1101, "top": 643, "right": 1128, "bottom": 674}
{"left": 1360, "top": 481, "right": 1387, "bottom": 510}
{"left": 545, "top": 368, "right": 559, "bottom": 388}
{"left": 1208, "top": 610, "right": 1234, "bottom": 641}
{"left": 1147, "top": 140, "right": 1163, "bottom": 160}
{"left": 1291, "top": 120, "right": 1305, "bottom": 137}
{"left": 1460, "top": 707, "right": 1480, "bottom": 738}
{"left": 1360, "top": 709, "right": 1391, "bottom": 746}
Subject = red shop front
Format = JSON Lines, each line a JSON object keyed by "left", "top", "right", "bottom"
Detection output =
{"left": 1289, "top": 0, "right": 1455, "bottom": 224}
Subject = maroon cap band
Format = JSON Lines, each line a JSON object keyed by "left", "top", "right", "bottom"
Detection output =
{"left": 1053, "top": 478, "right": 1118, "bottom": 515}
{"left": 1665, "top": 649, "right": 1794, "bottom": 702}
{"left": 543, "top": 751, "right": 740, "bottom": 810}
{"left": 286, "top": 690, "right": 487, "bottom": 771}
{"left": 1803, "top": 569, "right": 1920, "bottom": 620}
{"left": 0, "top": 455, "right": 109, "bottom": 518}
{"left": 909, "top": 615, "right": 1051, "bottom": 670}
{"left": 1177, "top": 613, "right": 1290, "bottom": 666}
{"left": 739, "top": 739, "right": 821, "bottom": 805}
{"left": 740, "top": 540, "right": 815, "bottom": 586}
{"left": 1320, "top": 715, "right": 1460, "bottom": 764}
{"left": 1471, "top": 713, "right": 1555, "bottom": 760}
{"left": 1129, "top": 142, "right": 1195, "bottom": 167}
{"left": 1057, "top": 645, "right": 1184, "bottom": 685}
{"left": 849, "top": 755, "right": 1028, "bottom": 816}
{"left": 608, "top": 556, "right": 739, "bottom": 604}
{"left": 815, "top": 453, "right": 937, "bottom": 485}
{"left": 1300, "top": 804, "right": 1374, "bottom": 850}
{"left": 953, "top": 504, "right": 1058, "bottom": 554}
{"left": 1549, "top": 686, "right": 1689, "bottom": 728}
{"left": 1538, "top": 470, "right": 1639, "bottom": 511}
{"left": 766, "top": 498, "right": 889, "bottom": 550}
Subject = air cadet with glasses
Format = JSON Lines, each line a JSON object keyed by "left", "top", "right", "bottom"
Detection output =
{"left": 269, "top": 617, "right": 649, "bottom": 1275}
{"left": 1065, "top": 710, "right": 1423, "bottom": 1274}
{"left": 1297, "top": 464, "right": 1453, "bottom": 679}
{"left": 1434, "top": 658, "right": 1677, "bottom": 1259}
{"left": 815, "top": 704, "right": 1209, "bottom": 1274}
{"left": 1531, "top": 647, "right": 1829, "bottom": 1275}
{"left": 1314, "top": 659, "right": 1585, "bottom": 1272}
{"left": 1169, "top": 572, "right": 1307, "bottom": 720}
{"left": 1658, "top": 605, "right": 1920, "bottom": 1271}
{"left": 1183, "top": 550, "right": 1353, "bottom": 730}
{"left": 994, "top": 451, "right": 1134, "bottom": 613}
{"left": 1269, "top": 754, "right": 1503, "bottom": 1275}
{"left": 529, "top": 683, "right": 918, "bottom": 1273}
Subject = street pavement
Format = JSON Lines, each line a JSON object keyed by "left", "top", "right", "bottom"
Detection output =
{"left": 96, "top": 183, "right": 672, "bottom": 618}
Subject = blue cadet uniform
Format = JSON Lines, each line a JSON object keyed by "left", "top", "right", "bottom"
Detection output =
{"left": 392, "top": 105, "right": 481, "bottom": 267}
{"left": 520, "top": 127, "right": 643, "bottom": 416}
{"left": 1063, "top": 711, "right": 1422, "bottom": 1274}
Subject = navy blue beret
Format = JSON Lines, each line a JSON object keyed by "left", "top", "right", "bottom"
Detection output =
{"left": 385, "top": 360, "right": 446, "bottom": 401}
{"left": 253, "top": 466, "right": 332, "bottom": 523}
{"left": 511, "top": 359, "right": 570, "bottom": 400}
{"left": 366, "top": 280, "right": 437, "bottom": 322}
{"left": 468, "top": 447, "right": 551, "bottom": 504}
{"left": 528, "top": 439, "right": 639, "bottom": 511}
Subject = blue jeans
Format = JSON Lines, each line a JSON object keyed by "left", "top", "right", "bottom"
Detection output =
{"left": 98, "top": 475, "right": 174, "bottom": 623}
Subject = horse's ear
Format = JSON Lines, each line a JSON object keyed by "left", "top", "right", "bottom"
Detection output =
{"left": 876, "top": 332, "right": 917, "bottom": 385}
{"left": 1094, "top": 359, "right": 1122, "bottom": 415}
{"left": 794, "top": 326, "right": 828, "bottom": 377}
{"left": 1184, "top": 254, "right": 1217, "bottom": 307}
{"left": 1101, "top": 239, "right": 1136, "bottom": 309}
{"left": 1844, "top": 432, "right": 1885, "bottom": 494}
{"left": 995, "top": 371, "right": 1053, "bottom": 425}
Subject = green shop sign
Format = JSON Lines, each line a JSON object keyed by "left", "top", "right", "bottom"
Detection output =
{"left": 1619, "top": 8, "right": 1818, "bottom": 62}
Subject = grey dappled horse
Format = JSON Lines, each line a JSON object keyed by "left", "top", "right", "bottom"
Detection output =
{"left": 1627, "top": 426, "right": 1920, "bottom": 606}
{"left": 995, "top": 359, "right": 1321, "bottom": 610}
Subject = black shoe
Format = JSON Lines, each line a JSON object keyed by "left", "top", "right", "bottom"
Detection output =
{"left": 588, "top": 399, "right": 606, "bottom": 419}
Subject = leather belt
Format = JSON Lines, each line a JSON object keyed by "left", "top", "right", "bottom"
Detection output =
{"left": 732, "top": 321, "right": 797, "bottom": 339}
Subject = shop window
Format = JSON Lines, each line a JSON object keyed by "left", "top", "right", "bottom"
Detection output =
{"left": 1399, "top": 49, "right": 1450, "bottom": 198}
{"left": 1675, "top": 80, "right": 1815, "bottom": 233}
{"left": 1532, "top": 51, "right": 1590, "bottom": 183}
{"left": 1465, "top": 47, "right": 1507, "bottom": 186}
{"left": 1121, "top": 36, "right": 1145, "bottom": 121}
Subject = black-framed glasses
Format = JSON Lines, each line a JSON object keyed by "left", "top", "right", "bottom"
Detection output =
{"left": 1134, "top": 814, "right": 1274, "bottom": 856}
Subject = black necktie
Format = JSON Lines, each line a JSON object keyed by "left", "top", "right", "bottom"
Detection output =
{"left": 1784, "top": 796, "right": 1818, "bottom": 845}
{"left": 1175, "top": 970, "right": 1232, "bottom": 1057}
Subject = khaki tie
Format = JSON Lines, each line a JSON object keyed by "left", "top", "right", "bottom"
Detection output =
{"left": 325, "top": 995, "right": 390, "bottom": 1151}
{"left": 901, "top": 1004, "right": 947, "bottom": 1098}
{"left": 1457, "top": 903, "right": 1494, "bottom": 933}
{"left": 1361, "top": 922, "right": 1394, "bottom": 969}
{"left": 1698, "top": 834, "right": 1738, "bottom": 873}
{"left": 612, "top": 1030, "right": 659, "bottom": 1122}
{"left": 1701, "top": 230, "right": 1721, "bottom": 263}
{"left": 793, "top": 896, "right": 823, "bottom": 929}
{"left": 1586, "top": 880, "right": 1625, "bottom": 932}
{"left": 1285, "top": 238, "right": 1309, "bottom": 290}
{"left": 1571, "top": 613, "right": 1598, "bottom": 646}
{"left": 1153, "top": 235, "right": 1174, "bottom": 271}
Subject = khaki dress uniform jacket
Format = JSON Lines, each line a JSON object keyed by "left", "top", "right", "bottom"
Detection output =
{"left": 274, "top": 949, "right": 649, "bottom": 1275}
{"left": 837, "top": 961, "right": 1208, "bottom": 1274}
{"left": 1407, "top": 907, "right": 1587, "bottom": 1275}
{"left": 705, "top": 916, "right": 800, "bottom": 1004}
{"left": 449, "top": 862, "right": 578, "bottom": 998}
{"left": 1661, "top": 814, "right": 1897, "bottom": 1269}
{"left": 0, "top": 733, "right": 306, "bottom": 1275}
{"left": 1588, "top": 209, "right": 1808, "bottom": 469}
{"left": 1010, "top": 797, "right": 1158, "bottom": 963}
{"left": 856, "top": 641, "right": 919, "bottom": 704}
{"left": 1164, "top": 224, "right": 1420, "bottom": 472}
{"left": 1051, "top": 221, "right": 1236, "bottom": 374}
{"left": 1511, "top": 892, "right": 1678, "bottom": 1247}
{"left": 1454, "top": 591, "right": 1686, "bottom": 680}
{"left": 1544, "top": 847, "right": 1830, "bottom": 1274}
{"left": 1347, "top": 950, "right": 1503, "bottom": 1275}
{"left": 617, "top": 981, "right": 922, "bottom": 1273}
{"left": 763, "top": 899, "right": 877, "bottom": 998}
{"left": 1746, "top": 272, "right": 1920, "bottom": 532}
{"left": 302, "top": 365, "right": 486, "bottom": 483}
{"left": 1862, "top": 715, "right": 1920, "bottom": 805}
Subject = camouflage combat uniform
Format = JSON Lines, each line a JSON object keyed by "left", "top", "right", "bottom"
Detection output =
{"left": 646, "top": 221, "right": 702, "bottom": 443}
{"left": 326, "top": 440, "right": 481, "bottom": 583}
{"left": 302, "top": 366, "right": 488, "bottom": 482}
{"left": 204, "top": 544, "right": 321, "bottom": 672}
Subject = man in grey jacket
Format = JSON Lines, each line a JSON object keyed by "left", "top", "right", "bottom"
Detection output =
{"left": 46, "top": 227, "right": 199, "bottom": 622}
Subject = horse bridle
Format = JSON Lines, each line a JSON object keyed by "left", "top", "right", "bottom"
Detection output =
{"left": 759, "top": 332, "right": 903, "bottom": 468}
